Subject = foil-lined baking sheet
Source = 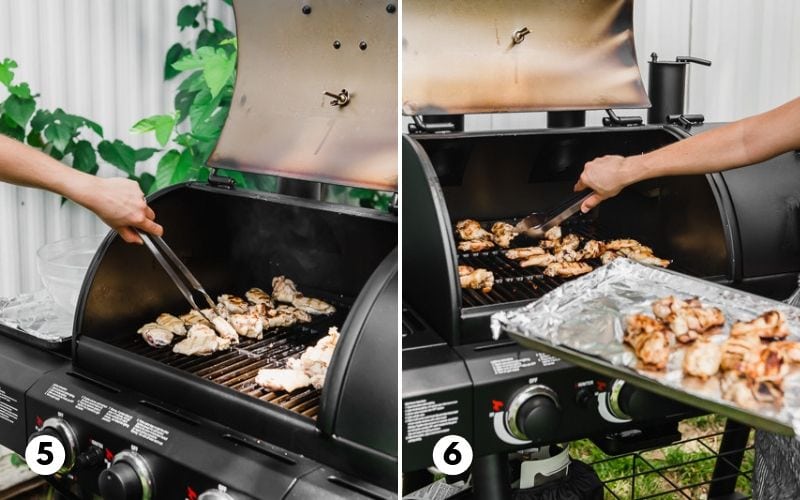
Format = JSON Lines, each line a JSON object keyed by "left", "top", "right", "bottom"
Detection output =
{"left": 0, "top": 290, "right": 72, "bottom": 343}
{"left": 491, "top": 258, "right": 800, "bottom": 437}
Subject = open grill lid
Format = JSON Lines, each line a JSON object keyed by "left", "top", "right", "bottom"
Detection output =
{"left": 209, "top": 0, "right": 397, "bottom": 192}
{"left": 402, "top": 0, "right": 649, "bottom": 116}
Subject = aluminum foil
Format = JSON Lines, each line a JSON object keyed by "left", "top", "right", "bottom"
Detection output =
{"left": 491, "top": 258, "right": 800, "bottom": 437}
{"left": 0, "top": 290, "right": 73, "bottom": 342}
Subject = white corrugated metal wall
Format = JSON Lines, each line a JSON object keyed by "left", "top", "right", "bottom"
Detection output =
{"left": 0, "top": 0, "right": 234, "bottom": 296}
{"left": 1, "top": 1, "right": 799, "bottom": 296}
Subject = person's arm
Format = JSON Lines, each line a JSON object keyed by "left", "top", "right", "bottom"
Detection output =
{"left": 0, "top": 134, "right": 163, "bottom": 243}
{"left": 575, "top": 97, "right": 800, "bottom": 212}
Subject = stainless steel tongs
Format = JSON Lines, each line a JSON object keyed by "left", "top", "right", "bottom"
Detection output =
{"left": 136, "top": 229, "right": 216, "bottom": 318}
{"left": 514, "top": 191, "right": 593, "bottom": 239}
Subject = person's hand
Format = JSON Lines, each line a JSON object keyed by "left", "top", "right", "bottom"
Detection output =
{"left": 79, "top": 177, "right": 164, "bottom": 244}
{"left": 574, "top": 155, "right": 636, "bottom": 213}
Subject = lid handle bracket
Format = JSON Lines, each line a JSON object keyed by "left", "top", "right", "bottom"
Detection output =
{"left": 512, "top": 27, "right": 531, "bottom": 45}
{"left": 323, "top": 89, "right": 351, "bottom": 107}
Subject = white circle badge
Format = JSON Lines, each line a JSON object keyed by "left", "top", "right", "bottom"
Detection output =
{"left": 432, "top": 434, "right": 473, "bottom": 476}
{"left": 24, "top": 435, "right": 66, "bottom": 476}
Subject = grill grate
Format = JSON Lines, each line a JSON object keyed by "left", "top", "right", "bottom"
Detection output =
{"left": 458, "top": 216, "right": 635, "bottom": 308}
{"left": 112, "top": 304, "right": 349, "bottom": 419}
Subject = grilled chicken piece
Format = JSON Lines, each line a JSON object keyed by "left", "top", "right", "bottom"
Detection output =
{"left": 173, "top": 324, "right": 231, "bottom": 356}
{"left": 617, "top": 247, "right": 670, "bottom": 268}
{"left": 229, "top": 311, "right": 264, "bottom": 339}
{"left": 555, "top": 234, "right": 581, "bottom": 253}
{"left": 504, "top": 246, "right": 545, "bottom": 260}
{"left": 544, "top": 226, "right": 562, "bottom": 241}
{"left": 491, "top": 222, "right": 517, "bottom": 248}
{"left": 580, "top": 240, "right": 605, "bottom": 260}
{"left": 652, "top": 296, "right": 703, "bottom": 321}
{"left": 720, "top": 334, "right": 762, "bottom": 372}
{"left": 543, "top": 261, "right": 592, "bottom": 278}
{"left": 720, "top": 372, "right": 758, "bottom": 409}
{"left": 295, "top": 327, "right": 340, "bottom": 389}
{"left": 255, "top": 368, "right": 311, "bottom": 393}
{"left": 626, "top": 314, "right": 667, "bottom": 337}
{"left": 773, "top": 341, "right": 800, "bottom": 364}
{"left": 600, "top": 251, "right": 619, "bottom": 265}
{"left": 455, "top": 219, "right": 493, "bottom": 241}
{"left": 519, "top": 253, "right": 556, "bottom": 268}
{"left": 265, "top": 305, "right": 312, "bottom": 328}
{"left": 458, "top": 240, "right": 495, "bottom": 252}
{"left": 211, "top": 316, "right": 239, "bottom": 344}
{"left": 155, "top": 313, "right": 186, "bottom": 336}
{"left": 137, "top": 323, "right": 174, "bottom": 348}
{"left": 631, "top": 330, "right": 670, "bottom": 369}
{"left": 667, "top": 305, "right": 725, "bottom": 344}
{"left": 458, "top": 265, "right": 474, "bottom": 276}
{"left": 180, "top": 309, "right": 213, "bottom": 327}
{"left": 743, "top": 344, "right": 788, "bottom": 385}
{"left": 539, "top": 239, "right": 558, "bottom": 250}
{"left": 730, "top": 310, "right": 789, "bottom": 340}
{"left": 605, "top": 239, "right": 645, "bottom": 251}
{"left": 245, "top": 287, "right": 272, "bottom": 306}
{"left": 293, "top": 296, "right": 336, "bottom": 315}
{"left": 682, "top": 340, "right": 722, "bottom": 379}
{"left": 217, "top": 294, "right": 249, "bottom": 314}
{"left": 272, "top": 276, "right": 300, "bottom": 304}
{"left": 554, "top": 247, "right": 581, "bottom": 263}
{"left": 459, "top": 268, "right": 494, "bottom": 293}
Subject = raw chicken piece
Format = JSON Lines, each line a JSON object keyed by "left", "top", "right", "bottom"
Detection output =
{"left": 519, "top": 253, "right": 556, "bottom": 268}
{"left": 173, "top": 324, "right": 231, "bottom": 356}
{"left": 156, "top": 313, "right": 186, "bottom": 336}
{"left": 212, "top": 316, "right": 239, "bottom": 344}
{"left": 504, "top": 246, "right": 545, "bottom": 260}
{"left": 293, "top": 296, "right": 336, "bottom": 315}
{"left": 255, "top": 369, "right": 311, "bottom": 393}
{"left": 217, "top": 294, "right": 249, "bottom": 314}
{"left": 245, "top": 287, "right": 272, "bottom": 306}
{"left": 458, "top": 240, "right": 495, "bottom": 252}
{"left": 272, "top": 276, "right": 299, "bottom": 304}
{"left": 137, "top": 323, "right": 174, "bottom": 348}
{"left": 455, "top": 219, "right": 493, "bottom": 241}
{"left": 542, "top": 261, "right": 592, "bottom": 277}
{"left": 459, "top": 267, "right": 494, "bottom": 293}
{"left": 544, "top": 226, "right": 562, "bottom": 241}
{"left": 682, "top": 340, "right": 722, "bottom": 379}
{"left": 730, "top": 310, "right": 790, "bottom": 340}
{"left": 229, "top": 311, "right": 264, "bottom": 339}
{"left": 491, "top": 222, "right": 517, "bottom": 248}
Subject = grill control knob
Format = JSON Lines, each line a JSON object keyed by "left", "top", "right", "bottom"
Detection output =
{"left": 606, "top": 379, "right": 689, "bottom": 420}
{"left": 505, "top": 385, "right": 561, "bottom": 441}
{"left": 29, "top": 417, "right": 79, "bottom": 474}
{"left": 98, "top": 451, "right": 154, "bottom": 500}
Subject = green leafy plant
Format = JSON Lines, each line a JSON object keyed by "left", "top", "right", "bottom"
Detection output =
{"left": 0, "top": 0, "right": 392, "bottom": 212}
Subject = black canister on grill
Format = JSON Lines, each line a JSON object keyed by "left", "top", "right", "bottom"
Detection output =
{"left": 646, "top": 53, "right": 711, "bottom": 124}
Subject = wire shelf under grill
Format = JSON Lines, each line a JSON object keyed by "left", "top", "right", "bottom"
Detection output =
{"left": 111, "top": 305, "right": 349, "bottom": 420}
{"left": 458, "top": 217, "right": 607, "bottom": 309}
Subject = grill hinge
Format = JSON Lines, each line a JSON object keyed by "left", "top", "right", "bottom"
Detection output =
{"left": 207, "top": 168, "right": 236, "bottom": 189}
{"left": 602, "top": 109, "right": 643, "bottom": 127}
{"left": 667, "top": 113, "right": 705, "bottom": 130}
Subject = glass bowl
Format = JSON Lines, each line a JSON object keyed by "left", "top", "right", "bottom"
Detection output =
{"left": 36, "top": 234, "right": 106, "bottom": 314}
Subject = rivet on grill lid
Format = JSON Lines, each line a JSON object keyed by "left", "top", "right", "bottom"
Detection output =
{"left": 359, "top": 41, "right": 368, "bottom": 50}
{"left": 386, "top": 4, "right": 396, "bottom": 14}
{"left": 301, "top": 4, "right": 311, "bottom": 15}
{"left": 333, "top": 40, "right": 341, "bottom": 49}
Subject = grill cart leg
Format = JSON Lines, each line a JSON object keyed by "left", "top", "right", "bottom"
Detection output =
{"left": 473, "top": 453, "right": 511, "bottom": 500}
{"left": 708, "top": 419, "right": 750, "bottom": 499}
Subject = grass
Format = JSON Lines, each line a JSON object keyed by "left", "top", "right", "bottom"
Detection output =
{"left": 570, "top": 415, "right": 754, "bottom": 499}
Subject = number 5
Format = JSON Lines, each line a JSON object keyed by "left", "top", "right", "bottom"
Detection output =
{"left": 37, "top": 441, "right": 54, "bottom": 466}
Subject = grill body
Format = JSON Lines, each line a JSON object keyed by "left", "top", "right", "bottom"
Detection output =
{"left": 73, "top": 182, "right": 398, "bottom": 489}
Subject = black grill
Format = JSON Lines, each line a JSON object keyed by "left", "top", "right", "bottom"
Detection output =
{"left": 110, "top": 302, "right": 350, "bottom": 419}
